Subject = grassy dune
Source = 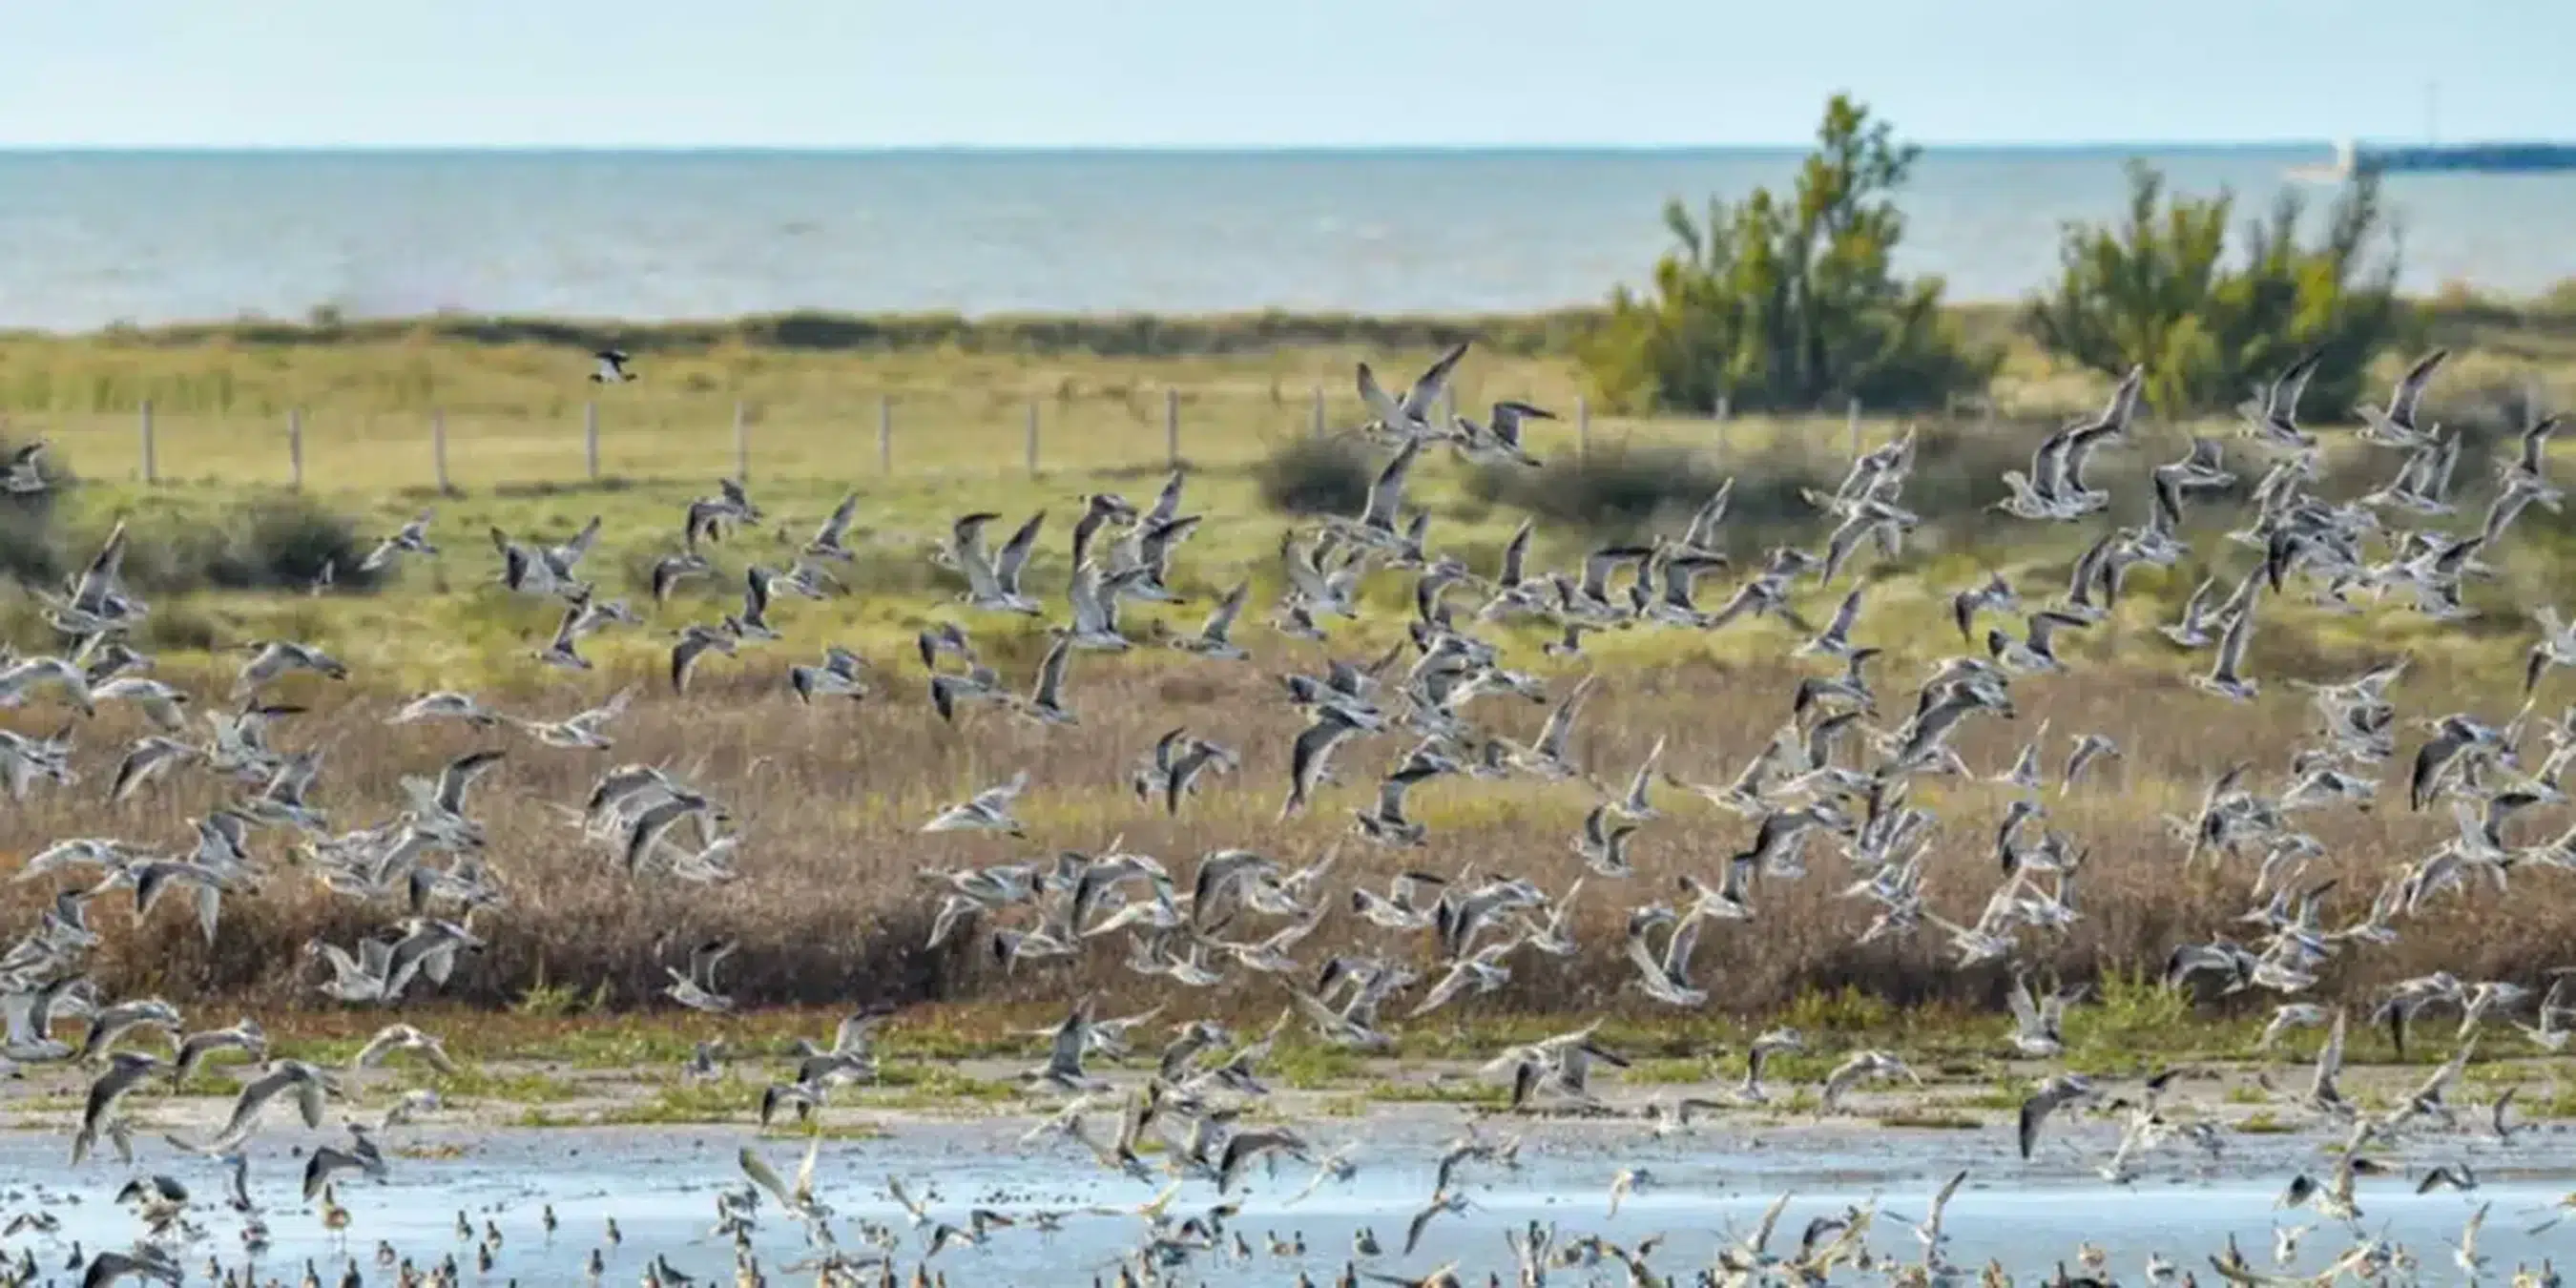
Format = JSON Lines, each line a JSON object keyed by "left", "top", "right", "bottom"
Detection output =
{"left": 0, "top": 305, "right": 2574, "bottom": 1053}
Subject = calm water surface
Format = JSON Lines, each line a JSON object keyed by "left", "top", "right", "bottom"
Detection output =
{"left": 1, "top": 1119, "right": 2566, "bottom": 1284}
{"left": 3, "top": 149, "right": 2574, "bottom": 330}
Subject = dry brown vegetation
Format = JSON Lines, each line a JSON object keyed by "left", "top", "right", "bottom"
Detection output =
{"left": 0, "top": 627, "right": 2560, "bottom": 1032}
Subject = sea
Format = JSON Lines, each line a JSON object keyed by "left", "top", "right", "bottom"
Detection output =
{"left": 3, "top": 147, "right": 2574, "bottom": 332}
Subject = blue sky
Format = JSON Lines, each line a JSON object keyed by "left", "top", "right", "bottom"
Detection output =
{"left": 2, "top": 1, "right": 2567, "bottom": 148}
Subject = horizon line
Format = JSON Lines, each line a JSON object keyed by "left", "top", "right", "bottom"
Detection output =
{"left": 0, "top": 138, "right": 2385, "bottom": 156}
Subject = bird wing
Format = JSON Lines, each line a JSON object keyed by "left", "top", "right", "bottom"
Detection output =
{"left": 2005, "top": 974, "right": 2040, "bottom": 1029}
{"left": 1362, "top": 440, "right": 1423, "bottom": 528}
{"left": 1401, "top": 343, "right": 1472, "bottom": 423}
{"left": 294, "top": 1070, "right": 327, "bottom": 1129}
{"left": 2390, "top": 348, "right": 2448, "bottom": 423}
{"left": 2213, "top": 607, "right": 2254, "bottom": 675}
{"left": 973, "top": 769, "right": 1029, "bottom": 810}
{"left": 818, "top": 492, "right": 860, "bottom": 543}
{"left": 690, "top": 938, "right": 738, "bottom": 988}
{"left": 435, "top": 749, "right": 506, "bottom": 814}
{"left": 1533, "top": 675, "right": 1597, "bottom": 756}
{"left": 739, "top": 1147, "right": 795, "bottom": 1207}
{"left": 353, "top": 1028, "right": 398, "bottom": 1070}
{"left": 1662, "top": 911, "right": 1704, "bottom": 979}
{"left": 792, "top": 1132, "right": 821, "bottom": 1204}
{"left": 1499, "top": 519, "right": 1533, "bottom": 585}
{"left": 995, "top": 511, "right": 1048, "bottom": 588}
{"left": 884, "top": 1174, "right": 924, "bottom": 1220}
{"left": 1355, "top": 362, "right": 1404, "bottom": 426}
{"left": 2311, "top": 1009, "right": 2347, "bottom": 1093}
{"left": 2016, "top": 1093, "right": 2052, "bottom": 1159}
{"left": 1032, "top": 635, "right": 1072, "bottom": 706}
{"left": 1623, "top": 913, "right": 1670, "bottom": 982}
{"left": 2268, "top": 349, "right": 2323, "bottom": 421}
{"left": 213, "top": 1065, "right": 293, "bottom": 1144}
{"left": 1203, "top": 581, "right": 1248, "bottom": 636}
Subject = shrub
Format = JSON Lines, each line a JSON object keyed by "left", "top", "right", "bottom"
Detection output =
{"left": 215, "top": 494, "right": 378, "bottom": 592}
{"left": 0, "top": 434, "right": 76, "bottom": 590}
{"left": 2022, "top": 161, "right": 2416, "bottom": 415}
{"left": 32, "top": 493, "right": 382, "bottom": 599}
{"left": 1253, "top": 435, "right": 1377, "bottom": 516}
{"left": 1466, "top": 447, "right": 1732, "bottom": 541}
{"left": 1578, "top": 95, "right": 1999, "bottom": 416}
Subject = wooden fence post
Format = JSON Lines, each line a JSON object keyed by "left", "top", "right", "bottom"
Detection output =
{"left": 584, "top": 401, "right": 600, "bottom": 483}
{"left": 138, "top": 401, "right": 156, "bottom": 485}
{"left": 1164, "top": 388, "right": 1181, "bottom": 469}
{"left": 1025, "top": 401, "right": 1040, "bottom": 477}
{"left": 287, "top": 408, "right": 304, "bottom": 489}
{"left": 1846, "top": 397, "right": 1862, "bottom": 463}
{"left": 1575, "top": 396, "right": 1590, "bottom": 465}
{"left": 1713, "top": 394, "right": 1729, "bottom": 464}
{"left": 431, "top": 408, "right": 451, "bottom": 493}
{"left": 1310, "top": 386, "right": 1325, "bottom": 438}
{"left": 877, "top": 395, "right": 892, "bottom": 473}
{"left": 732, "top": 401, "right": 749, "bottom": 482}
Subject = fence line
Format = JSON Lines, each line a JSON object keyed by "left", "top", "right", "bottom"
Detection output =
{"left": 52, "top": 388, "right": 1914, "bottom": 491}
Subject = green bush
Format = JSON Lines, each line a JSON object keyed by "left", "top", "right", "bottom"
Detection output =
{"left": 1466, "top": 447, "right": 1733, "bottom": 541}
{"left": 2022, "top": 161, "right": 2415, "bottom": 415}
{"left": 1577, "top": 95, "right": 1998, "bottom": 417}
{"left": 2, "top": 491, "right": 379, "bottom": 601}
{"left": 0, "top": 437, "right": 71, "bottom": 589}
{"left": 1253, "top": 436, "right": 1377, "bottom": 516}
{"left": 212, "top": 495, "right": 376, "bottom": 592}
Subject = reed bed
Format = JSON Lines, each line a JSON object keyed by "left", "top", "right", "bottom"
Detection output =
{"left": 0, "top": 634, "right": 2560, "bottom": 1032}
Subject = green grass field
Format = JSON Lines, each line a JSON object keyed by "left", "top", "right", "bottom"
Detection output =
{"left": 1, "top": 341, "right": 1868, "bottom": 493}
{"left": 1, "top": 296, "right": 2568, "bottom": 489}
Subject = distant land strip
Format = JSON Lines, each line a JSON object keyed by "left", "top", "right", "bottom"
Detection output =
{"left": 10, "top": 288, "right": 2576, "bottom": 358}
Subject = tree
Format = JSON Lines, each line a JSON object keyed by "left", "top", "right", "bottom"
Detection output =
{"left": 2022, "top": 161, "right": 2413, "bottom": 416}
{"left": 1579, "top": 95, "right": 1996, "bottom": 414}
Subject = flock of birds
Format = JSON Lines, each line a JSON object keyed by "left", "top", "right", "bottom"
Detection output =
{"left": 3, "top": 340, "right": 2576, "bottom": 1286}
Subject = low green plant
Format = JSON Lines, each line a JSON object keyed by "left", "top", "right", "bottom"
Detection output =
{"left": 1783, "top": 985, "right": 1897, "bottom": 1035}
{"left": 1627, "top": 1057, "right": 1716, "bottom": 1086}
{"left": 1268, "top": 1043, "right": 1365, "bottom": 1090}
{"left": 512, "top": 964, "right": 609, "bottom": 1019}
{"left": 603, "top": 1080, "right": 755, "bottom": 1124}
